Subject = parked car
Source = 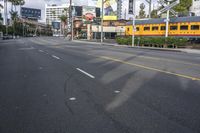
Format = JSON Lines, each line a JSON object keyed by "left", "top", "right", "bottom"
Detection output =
{"left": 3, "top": 35, "right": 13, "bottom": 40}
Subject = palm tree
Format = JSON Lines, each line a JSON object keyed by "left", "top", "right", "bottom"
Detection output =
{"left": 10, "top": 10, "right": 18, "bottom": 36}
{"left": 0, "top": 4, "right": 3, "bottom": 23}
{"left": 59, "top": 15, "right": 67, "bottom": 35}
{"left": 9, "top": 0, "right": 25, "bottom": 11}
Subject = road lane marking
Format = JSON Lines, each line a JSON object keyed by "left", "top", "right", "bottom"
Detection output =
{"left": 18, "top": 47, "right": 35, "bottom": 50}
{"left": 114, "top": 90, "right": 121, "bottom": 94}
{"left": 69, "top": 97, "right": 76, "bottom": 101}
{"left": 38, "top": 50, "right": 44, "bottom": 52}
{"left": 52, "top": 55, "right": 60, "bottom": 60}
{"left": 124, "top": 53, "right": 200, "bottom": 67}
{"left": 99, "top": 56, "right": 200, "bottom": 81}
{"left": 76, "top": 68, "right": 95, "bottom": 79}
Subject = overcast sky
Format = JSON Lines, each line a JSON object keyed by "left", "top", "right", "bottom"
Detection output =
{"left": 0, "top": 0, "right": 159, "bottom": 22}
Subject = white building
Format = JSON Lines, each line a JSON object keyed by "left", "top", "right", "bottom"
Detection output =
{"left": 190, "top": 0, "right": 200, "bottom": 16}
{"left": 45, "top": 4, "right": 69, "bottom": 25}
{"left": 45, "top": 4, "right": 70, "bottom": 36}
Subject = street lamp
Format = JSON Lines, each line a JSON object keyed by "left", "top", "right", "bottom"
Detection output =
{"left": 3, "top": 0, "right": 8, "bottom": 35}
{"left": 101, "top": 0, "right": 104, "bottom": 43}
{"left": 132, "top": 0, "right": 136, "bottom": 47}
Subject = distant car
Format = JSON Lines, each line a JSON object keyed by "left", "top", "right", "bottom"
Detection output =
{"left": 3, "top": 35, "right": 13, "bottom": 40}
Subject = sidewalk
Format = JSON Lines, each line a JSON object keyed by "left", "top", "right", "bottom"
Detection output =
{"left": 72, "top": 40, "right": 200, "bottom": 55}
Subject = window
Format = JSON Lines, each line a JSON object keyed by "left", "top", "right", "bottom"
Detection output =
{"left": 152, "top": 26, "right": 159, "bottom": 31}
{"left": 191, "top": 25, "right": 200, "bottom": 30}
{"left": 160, "top": 26, "right": 166, "bottom": 30}
{"left": 136, "top": 27, "right": 140, "bottom": 31}
{"left": 127, "top": 28, "right": 130, "bottom": 32}
{"left": 170, "top": 26, "right": 178, "bottom": 30}
{"left": 144, "top": 27, "right": 150, "bottom": 31}
{"left": 180, "top": 25, "right": 188, "bottom": 30}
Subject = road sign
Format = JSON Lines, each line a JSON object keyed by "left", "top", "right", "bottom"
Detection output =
{"left": 158, "top": 0, "right": 177, "bottom": 16}
{"left": 158, "top": 0, "right": 180, "bottom": 15}
{"left": 157, "top": 0, "right": 180, "bottom": 38}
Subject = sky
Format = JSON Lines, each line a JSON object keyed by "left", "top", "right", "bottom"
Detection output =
{"left": 0, "top": 0, "right": 159, "bottom": 22}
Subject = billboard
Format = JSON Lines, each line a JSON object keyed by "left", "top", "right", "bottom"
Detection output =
{"left": 73, "top": 6, "right": 82, "bottom": 17}
{"left": 52, "top": 21, "right": 60, "bottom": 30}
{"left": 128, "top": 0, "right": 134, "bottom": 14}
{"left": 82, "top": 6, "right": 96, "bottom": 21}
{"left": 95, "top": 0, "right": 117, "bottom": 20}
{"left": 21, "top": 7, "right": 41, "bottom": 19}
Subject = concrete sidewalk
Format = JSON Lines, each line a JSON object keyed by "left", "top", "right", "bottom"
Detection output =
{"left": 72, "top": 40, "right": 200, "bottom": 55}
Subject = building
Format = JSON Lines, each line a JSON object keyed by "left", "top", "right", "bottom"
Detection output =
{"left": 45, "top": 4, "right": 70, "bottom": 36}
{"left": 45, "top": 4, "right": 69, "bottom": 25}
{"left": 117, "top": 0, "right": 122, "bottom": 20}
{"left": 190, "top": 0, "right": 200, "bottom": 16}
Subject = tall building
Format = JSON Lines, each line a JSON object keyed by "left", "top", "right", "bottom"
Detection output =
{"left": 190, "top": 0, "right": 200, "bottom": 16}
{"left": 117, "top": 0, "right": 122, "bottom": 19}
{"left": 45, "top": 4, "right": 69, "bottom": 25}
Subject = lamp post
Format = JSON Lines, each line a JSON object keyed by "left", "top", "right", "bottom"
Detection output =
{"left": 132, "top": 0, "right": 136, "bottom": 47}
{"left": 101, "top": 0, "right": 104, "bottom": 43}
{"left": 4, "top": 0, "right": 8, "bottom": 35}
{"left": 69, "top": 0, "right": 73, "bottom": 41}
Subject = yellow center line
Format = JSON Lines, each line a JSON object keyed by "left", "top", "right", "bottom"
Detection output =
{"left": 99, "top": 56, "right": 200, "bottom": 81}
{"left": 125, "top": 53, "right": 200, "bottom": 67}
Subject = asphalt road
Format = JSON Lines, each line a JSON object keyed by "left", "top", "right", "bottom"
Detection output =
{"left": 0, "top": 37, "right": 200, "bottom": 133}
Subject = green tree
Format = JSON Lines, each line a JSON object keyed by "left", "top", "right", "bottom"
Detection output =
{"left": 10, "top": 10, "right": 18, "bottom": 36}
{"left": 139, "top": 3, "right": 146, "bottom": 19}
{"left": 151, "top": 9, "right": 159, "bottom": 18}
{"left": 162, "top": 0, "right": 192, "bottom": 13}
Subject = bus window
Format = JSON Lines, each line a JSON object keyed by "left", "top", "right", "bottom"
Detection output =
{"left": 152, "top": 26, "right": 159, "bottom": 31}
{"left": 170, "top": 26, "right": 178, "bottom": 30}
{"left": 180, "top": 25, "right": 188, "bottom": 30}
{"left": 144, "top": 27, "right": 150, "bottom": 31}
{"left": 160, "top": 26, "right": 166, "bottom": 30}
{"left": 191, "top": 25, "right": 199, "bottom": 30}
{"left": 136, "top": 27, "right": 140, "bottom": 31}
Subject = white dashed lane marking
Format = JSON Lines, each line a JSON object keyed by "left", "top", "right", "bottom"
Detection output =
{"left": 52, "top": 55, "right": 61, "bottom": 60}
{"left": 76, "top": 68, "right": 95, "bottom": 79}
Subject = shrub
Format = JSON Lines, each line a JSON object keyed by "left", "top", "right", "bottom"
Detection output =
{"left": 116, "top": 36, "right": 189, "bottom": 48}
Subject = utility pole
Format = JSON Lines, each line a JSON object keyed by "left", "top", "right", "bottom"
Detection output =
{"left": 165, "top": 2, "right": 170, "bottom": 38}
{"left": 145, "top": 0, "right": 152, "bottom": 18}
{"left": 4, "top": 0, "right": 8, "bottom": 35}
{"left": 132, "top": 0, "right": 136, "bottom": 47}
{"left": 101, "top": 0, "right": 104, "bottom": 43}
{"left": 69, "top": 0, "right": 73, "bottom": 41}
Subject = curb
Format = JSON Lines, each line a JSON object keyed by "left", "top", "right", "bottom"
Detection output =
{"left": 72, "top": 40, "right": 200, "bottom": 54}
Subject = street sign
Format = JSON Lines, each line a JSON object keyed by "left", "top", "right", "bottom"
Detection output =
{"left": 157, "top": 0, "right": 180, "bottom": 38}
{"left": 158, "top": 0, "right": 180, "bottom": 15}
{"left": 158, "top": 0, "right": 177, "bottom": 16}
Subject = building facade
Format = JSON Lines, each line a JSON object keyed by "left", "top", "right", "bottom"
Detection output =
{"left": 45, "top": 4, "right": 70, "bottom": 36}
{"left": 191, "top": 0, "right": 200, "bottom": 16}
{"left": 45, "top": 4, "right": 69, "bottom": 25}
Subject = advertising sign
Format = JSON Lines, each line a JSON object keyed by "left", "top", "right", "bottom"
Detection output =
{"left": 128, "top": 0, "right": 133, "bottom": 14}
{"left": 52, "top": 21, "right": 60, "bottom": 30}
{"left": 21, "top": 7, "right": 41, "bottom": 19}
{"left": 82, "top": 6, "right": 96, "bottom": 22}
{"left": 95, "top": 0, "right": 117, "bottom": 20}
